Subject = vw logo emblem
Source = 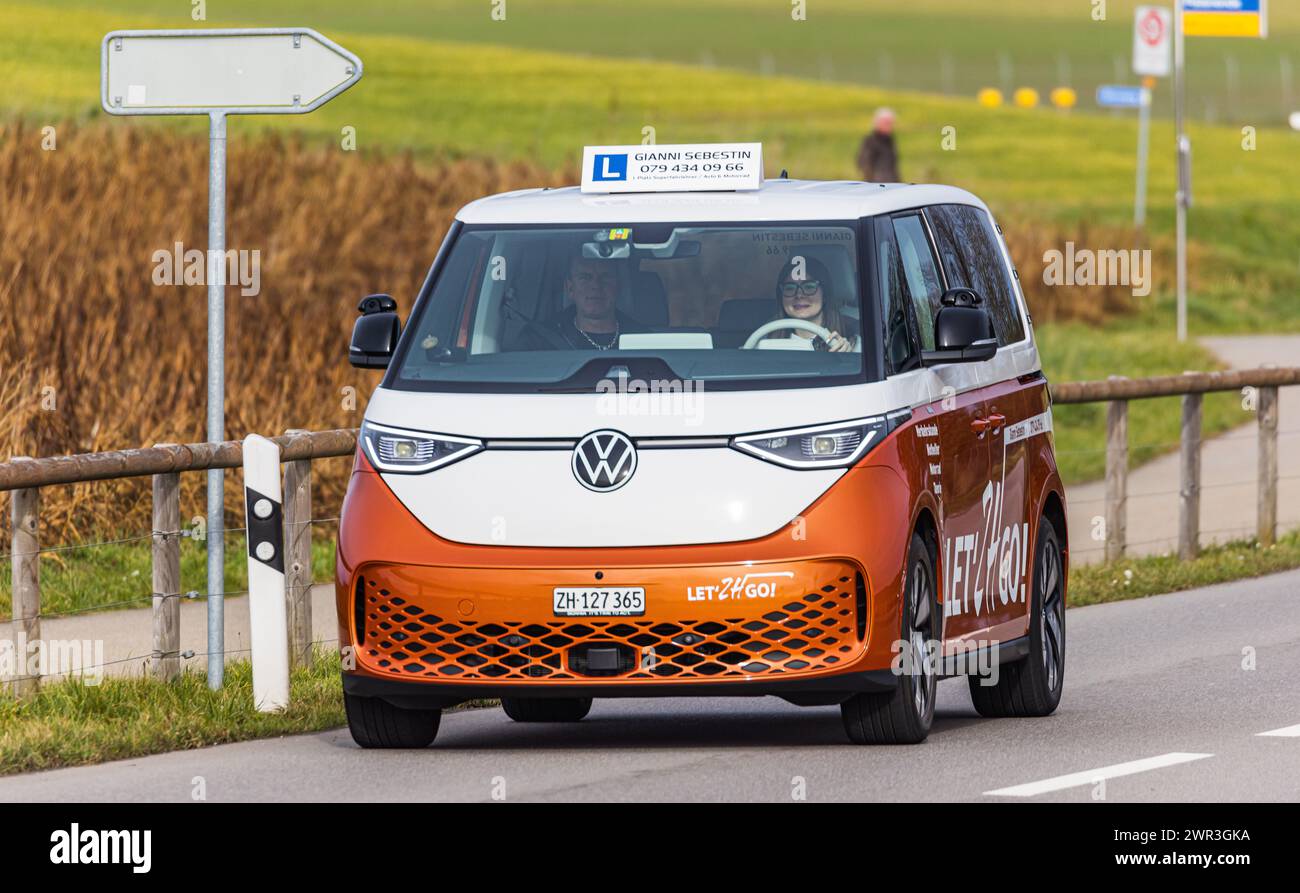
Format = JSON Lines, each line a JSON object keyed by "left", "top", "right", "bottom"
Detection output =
{"left": 572, "top": 430, "right": 637, "bottom": 492}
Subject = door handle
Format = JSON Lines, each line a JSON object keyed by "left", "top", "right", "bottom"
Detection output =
{"left": 970, "top": 418, "right": 990, "bottom": 435}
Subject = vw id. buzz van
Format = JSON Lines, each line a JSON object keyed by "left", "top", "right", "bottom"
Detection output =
{"left": 338, "top": 144, "right": 1067, "bottom": 746}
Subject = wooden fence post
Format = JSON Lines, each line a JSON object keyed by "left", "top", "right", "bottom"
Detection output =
{"left": 1257, "top": 385, "right": 1278, "bottom": 546}
{"left": 1105, "top": 399, "right": 1128, "bottom": 562}
{"left": 9, "top": 465, "right": 40, "bottom": 697}
{"left": 151, "top": 464, "right": 181, "bottom": 681}
{"left": 283, "top": 430, "right": 313, "bottom": 668}
{"left": 1179, "top": 393, "right": 1202, "bottom": 559}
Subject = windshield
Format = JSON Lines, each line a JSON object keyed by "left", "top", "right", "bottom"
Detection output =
{"left": 389, "top": 221, "right": 877, "bottom": 392}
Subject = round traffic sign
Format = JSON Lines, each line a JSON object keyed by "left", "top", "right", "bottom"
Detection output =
{"left": 1139, "top": 8, "right": 1165, "bottom": 47}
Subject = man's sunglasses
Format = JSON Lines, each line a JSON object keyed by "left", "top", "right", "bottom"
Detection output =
{"left": 779, "top": 280, "right": 822, "bottom": 298}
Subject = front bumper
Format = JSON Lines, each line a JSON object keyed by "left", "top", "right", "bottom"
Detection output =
{"left": 353, "top": 558, "right": 868, "bottom": 684}
{"left": 337, "top": 452, "right": 914, "bottom": 700}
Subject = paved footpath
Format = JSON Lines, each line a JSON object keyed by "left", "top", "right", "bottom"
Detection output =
{"left": 39, "top": 584, "right": 338, "bottom": 680}
{"left": 1067, "top": 335, "right": 1300, "bottom": 565}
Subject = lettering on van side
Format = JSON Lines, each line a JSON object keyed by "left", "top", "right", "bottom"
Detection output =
{"left": 687, "top": 571, "right": 794, "bottom": 602}
{"left": 945, "top": 480, "right": 1030, "bottom": 620}
{"left": 941, "top": 410, "right": 1052, "bottom": 620}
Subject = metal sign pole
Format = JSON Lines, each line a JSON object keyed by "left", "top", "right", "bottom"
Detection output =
{"left": 1174, "top": 0, "right": 1189, "bottom": 341}
{"left": 100, "top": 29, "right": 362, "bottom": 688}
{"left": 1136, "top": 81, "right": 1153, "bottom": 228}
{"left": 207, "top": 112, "right": 227, "bottom": 689}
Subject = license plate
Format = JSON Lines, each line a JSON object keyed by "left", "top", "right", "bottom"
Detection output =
{"left": 553, "top": 586, "right": 646, "bottom": 617}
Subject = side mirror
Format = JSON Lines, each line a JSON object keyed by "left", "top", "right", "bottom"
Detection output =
{"left": 349, "top": 294, "right": 401, "bottom": 369}
{"left": 920, "top": 287, "right": 998, "bottom": 365}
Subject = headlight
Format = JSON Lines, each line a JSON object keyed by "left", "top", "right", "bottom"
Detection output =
{"left": 360, "top": 421, "right": 483, "bottom": 473}
{"left": 731, "top": 417, "right": 892, "bottom": 469}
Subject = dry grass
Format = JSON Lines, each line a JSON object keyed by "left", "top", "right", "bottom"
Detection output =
{"left": 1001, "top": 219, "right": 1205, "bottom": 326}
{"left": 0, "top": 120, "right": 570, "bottom": 548}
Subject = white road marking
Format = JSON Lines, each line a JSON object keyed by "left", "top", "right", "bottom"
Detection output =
{"left": 1257, "top": 723, "right": 1300, "bottom": 737}
{"left": 984, "top": 752, "right": 1214, "bottom": 797}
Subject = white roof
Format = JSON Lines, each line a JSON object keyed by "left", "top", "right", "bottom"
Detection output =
{"left": 455, "top": 179, "right": 990, "bottom": 225}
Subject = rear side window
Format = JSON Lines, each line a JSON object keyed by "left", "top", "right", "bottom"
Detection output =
{"left": 889, "top": 214, "right": 944, "bottom": 352}
{"left": 926, "top": 204, "right": 1025, "bottom": 345}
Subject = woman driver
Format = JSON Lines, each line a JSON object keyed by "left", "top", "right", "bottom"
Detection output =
{"left": 771, "top": 256, "right": 858, "bottom": 352}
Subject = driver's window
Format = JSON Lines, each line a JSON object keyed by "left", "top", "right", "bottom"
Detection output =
{"left": 890, "top": 214, "right": 944, "bottom": 352}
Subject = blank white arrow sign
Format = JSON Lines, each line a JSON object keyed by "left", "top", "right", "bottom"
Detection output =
{"left": 102, "top": 28, "right": 362, "bottom": 115}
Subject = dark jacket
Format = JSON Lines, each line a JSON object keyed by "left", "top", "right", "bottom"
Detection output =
{"left": 857, "top": 130, "right": 900, "bottom": 183}
{"left": 511, "top": 306, "right": 649, "bottom": 351}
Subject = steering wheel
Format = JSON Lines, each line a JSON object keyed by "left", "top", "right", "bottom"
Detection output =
{"left": 741, "top": 318, "right": 836, "bottom": 350}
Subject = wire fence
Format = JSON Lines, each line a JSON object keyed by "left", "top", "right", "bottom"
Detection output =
{"left": 18, "top": 637, "right": 343, "bottom": 683}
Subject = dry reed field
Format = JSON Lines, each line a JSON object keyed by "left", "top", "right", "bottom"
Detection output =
{"left": 0, "top": 120, "right": 1138, "bottom": 549}
{"left": 0, "top": 121, "right": 569, "bottom": 548}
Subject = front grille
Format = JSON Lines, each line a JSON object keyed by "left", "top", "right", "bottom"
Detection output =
{"left": 356, "top": 573, "right": 861, "bottom": 682}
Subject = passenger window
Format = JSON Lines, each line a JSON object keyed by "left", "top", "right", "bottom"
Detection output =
{"left": 890, "top": 214, "right": 944, "bottom": 351}
{"left": 875, "top": 220, "right": 918, "bottom": 373}
{"left": 926, "top": 204, "right": 1026, "bottom": 345}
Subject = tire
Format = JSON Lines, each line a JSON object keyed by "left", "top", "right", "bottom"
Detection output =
{"left": 344, "top": 691, "right": 441, "bottom": 748}
{"left": 501, "top": 696, "right": 593, "bottom": 722}
{"left": 841, "top": 531, "right": 938, "bottom": 744}
{"left": 968, "top": 516, "right": 1065, "bottom": 717}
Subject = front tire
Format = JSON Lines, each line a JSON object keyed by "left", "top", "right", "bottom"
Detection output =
{"left": 502, "top": 696, "right": 593, "bottom": 722}
{"left": 967, "top": 516, "right": 1065, "bottom": 717}
{"left": 344, "top": 691, "right": 441, "bottom": 748}
{"left": 841, "top": 531, "right": 937, "bottom": 744}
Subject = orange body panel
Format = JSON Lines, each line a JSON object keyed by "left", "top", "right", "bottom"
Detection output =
{"left": 336, "top": 388, "right": 1066, "bottom": 698}
{"left": 337, "top": 444, "right": 914, "bottom": 691}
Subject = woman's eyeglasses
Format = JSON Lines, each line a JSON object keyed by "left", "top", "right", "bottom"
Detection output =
{"left": 780, "top": 280, "right": 822, "bottom": 298}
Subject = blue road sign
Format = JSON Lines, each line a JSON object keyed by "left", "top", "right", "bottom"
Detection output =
{"left": 1097, "top": 84, "right": 1146, "bottom": 109}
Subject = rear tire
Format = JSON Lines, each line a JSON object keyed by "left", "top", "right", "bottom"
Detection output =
{"left": 501, "top": 696, "right": 593, "bottom": 722}
{"left": 967, "top": 516, "right": 1065, "bottom": 717}
{"left": 344, "top": 691, "right": 441, "bottom": 748}
{"left": 841, "top": 532, "right": 937, "bottom": 744}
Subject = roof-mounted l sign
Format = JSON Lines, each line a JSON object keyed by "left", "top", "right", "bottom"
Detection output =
{"left": 581, "top": 143, "right": 764, "bottom": 194}
{"left": 101, "top": 27, "right": 361, "bottom": 115}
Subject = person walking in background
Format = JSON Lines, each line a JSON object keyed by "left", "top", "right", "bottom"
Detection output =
{"left": 856, "top": 107, "right": 900, "bottom": 182}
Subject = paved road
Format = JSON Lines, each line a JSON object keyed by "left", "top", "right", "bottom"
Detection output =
{"left": 1067, "top": 334, "right": 1300, "bottom": 565}
{"left": 4, "top": 568, "right": 1299, "bottom": 802}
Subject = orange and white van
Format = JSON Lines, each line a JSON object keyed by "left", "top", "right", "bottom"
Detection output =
{"left": 337, "top": 144, "right": 1067, "bottom": 746}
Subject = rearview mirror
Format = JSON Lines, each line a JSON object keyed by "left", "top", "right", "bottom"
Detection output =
{"left": 349, "top": 294, "right": 401, "bottom": 369}
{"left": 920, "top": 287, "right": 998, "bottom": 365}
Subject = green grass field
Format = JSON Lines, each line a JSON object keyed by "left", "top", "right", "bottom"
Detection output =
{"left": 0, "top": 649, "right": 347, "bottom": 775}
{"left": 21, "top": 0, "right": 1300, "bottom": 123}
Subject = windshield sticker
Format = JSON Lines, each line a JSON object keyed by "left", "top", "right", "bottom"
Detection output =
{"left": 751, "top": 230, "right": 853, "bottom": 243}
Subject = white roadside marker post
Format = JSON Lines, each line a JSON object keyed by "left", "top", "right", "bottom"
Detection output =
{"left": 243, "top": 435, "right": 290, "bottom": 712}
